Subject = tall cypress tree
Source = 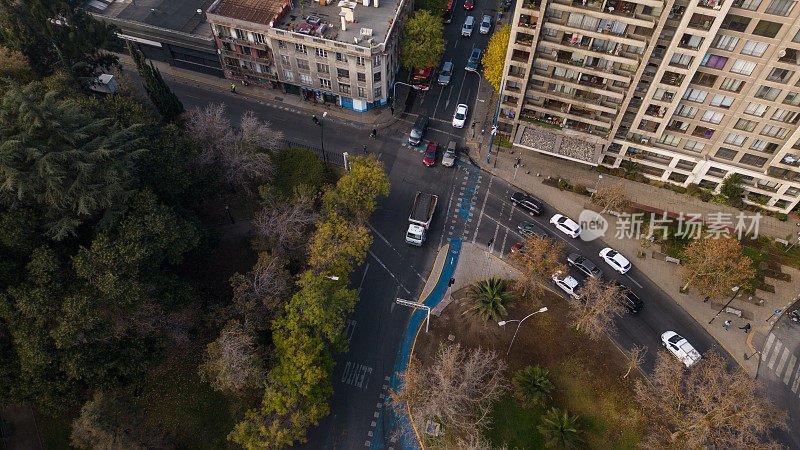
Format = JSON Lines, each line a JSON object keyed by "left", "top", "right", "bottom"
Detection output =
{"left": 127, "top": 41, "right": 185, "bottom": 122}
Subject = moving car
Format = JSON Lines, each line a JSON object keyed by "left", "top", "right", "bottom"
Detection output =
{"left": 510, "top": 191, "right": 543, "bottom": 215}
{"left": 452, "top": 104, "right": 468, "bottom": 128}
{"left": 552, "top": 271, "right": 581, "bottom": 299}
{"left": 599, "top": 247, "right": 632, "bottom": 274}
{"left": 461, "top": 15, "right": 474, "bottom": 37}
{"left": 409, "top": 115, "right": 429, "bottom": 145}
{"left": 442, "top": 140, "right": 457, "bottom": 167}
{"left": 567, "top": 253, "right": 603, "bottom": 279}
{"left": 661, "top": 331, "right": 701, "bottom": 367}
{"left": 479, "top": 14, "right": 492, "bottom": 34}
{"left": 464, "top": 0, "right": 474, "bottom": 10}
{"left": 549, "top": 213, "right": 581, "bottom": 238}
{"left": 517, "top": 221, "right": 549, "bottom": 239}
{"left": 617, "top": 283, "right": 644, "bottom": 314}
{"left": 438, "top": 61, "right": 453, "bottom": 86}
{"left": 465, "top": 47, "right": 482, "bottom": 72}
{"left": 422, "top": 141, "right": 438, "bottom": 167}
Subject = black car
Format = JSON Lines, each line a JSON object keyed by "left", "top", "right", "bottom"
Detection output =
{"left": 567, "top": 253, "right": 603, "bottom": 279}
{"left": 510, "top": 192, "right": 543, "bottom": 215}
{"left": 518, "top": 221, "right": 549, "bottom": 239}
{"left": 409, "top": 115, "right": 429, "bottom": 145}
{"left": 611, "top": 281, "right": 644, "bottom": 314}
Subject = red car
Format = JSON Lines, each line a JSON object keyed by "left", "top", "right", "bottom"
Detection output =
{"left": 464, "top": 0, "right": 474, "bottom": 9}
{"left": 423, "top": 141, "right": 438, "bottom": 167}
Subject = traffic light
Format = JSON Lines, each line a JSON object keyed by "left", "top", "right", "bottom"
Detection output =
{"left": 471, "top": 121, "right": 476, "bottom": 129}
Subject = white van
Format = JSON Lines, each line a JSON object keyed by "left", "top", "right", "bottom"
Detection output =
{"left": 461, "top": 15, "right": 474, "bottom": 37}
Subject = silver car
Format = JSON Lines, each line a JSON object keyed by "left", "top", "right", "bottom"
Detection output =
{"left": 479, "top": 14, "right": 492, "bottom": 34}
{"left": 438, "top": 61, "right": 453, "bottom": 86}
{"left": 442, "top": 140, "right": 457, "bottom": 167}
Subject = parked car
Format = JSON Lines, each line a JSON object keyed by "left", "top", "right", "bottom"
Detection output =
{"left": 510, "top": 242, "right": 525, "bottom": 254}
{"left": 661, "top": 331, "right": 701, "bottom": 367}
{"left": 510, "top": 191, "right": 543, "bottom": 215}
{"left": 438, "top": 61, "right": 453, "bottom": 86}
{"left": 479, "top": 14, "right": 492, "bottom": 34}
{"left": 409, "top": 115, "right": 429, "bottom": 145}
{"left": 517, "top": 221, "right": 549, "bottom": 239}
{"left": 464, "top": 0, "right": 474, "bottom": 10}
{"left": 599, "top": 247, "right": 632, "bottom": 274}
{"left": 549, "top": 213, "right": 581, "bottom": 238}
{"left": 613, "top": 282, "right": 644, "bottom": 314}
{"left": 567, "top": 253, "right": 603, "bottom": 279}
{"left": 452, "top": 103, "right": 468, "bottom": 128}
{"left": 465, "top": 47, "right": 482, "bottom": 71}
{"left": 552, "top": 271, "right": 581, "bottom": 299}
{"left": 422, "top": 141, "right": 438, "bottom": 167}
{"left": 461, "top": 15, "right": 474, "bottom": 37}
{"left": 442, "top": 140, "right": 457, "bottom": 167}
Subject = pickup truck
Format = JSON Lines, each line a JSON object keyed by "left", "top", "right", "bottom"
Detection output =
{"left": 406, "top": 191, "right": 438, "bottom": 246}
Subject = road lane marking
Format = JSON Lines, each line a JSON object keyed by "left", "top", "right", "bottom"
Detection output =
{"left": 764, "top": 333, "right": 776, "bottom": 357}
{"left": 625, "top": 275, "right": 643, "bottom": 289}
{"left": 471, "top": 175, "right": 493, "bottom": 243}
{"left": 367, "top": 249, "right": 411, "bottom": 294}
{"left": 791, "top": 364, "right": 800, "bottom": 393}
{"left": 767, "top": 341, "right": 785, "bottom": 369}
{"left": 775, "top": 347, "right": 791, "bottom": 375}
{"left": 782, "top": 354, "right": 797, "bottom": 384}
{"left": 367, "top": 224, "right": 425, "bottom": 281}
{"left": 357, "top": 263, "right": 370, "bottom": 293}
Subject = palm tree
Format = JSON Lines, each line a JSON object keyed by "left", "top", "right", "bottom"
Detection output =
{"left": 465, "top": 277, "right": 512, "bottom": 325}
{"left": 512, "top": 365, "right": 553, "bottom": 408}
{"left": 538, "top": 407, "right": 582, "bottom": 449}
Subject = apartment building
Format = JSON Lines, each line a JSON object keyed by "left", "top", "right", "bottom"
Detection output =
{"left": 206, "top": 0, "right": 409, "bottom": 111}
{"left": 499, "top": 0, "right": 800, "bottom": 213}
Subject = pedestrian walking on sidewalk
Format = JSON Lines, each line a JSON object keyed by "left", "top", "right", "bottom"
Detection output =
{"left": 487, "top": 237, "right": 494, "bottom": 248}
{"left": 370, "top": 128, "right": 377, "bottom": 139}
{"left": 723, "top": 320, "right": 731, "bottom": 330}
{"left": 739, "top": 323, "right": 751, "bottom": 333}
{"left": 231, "top": 83, "right": 236, "bottom": 93}
{"left": 390, "top": 106, "right": 395, "bottom": 115}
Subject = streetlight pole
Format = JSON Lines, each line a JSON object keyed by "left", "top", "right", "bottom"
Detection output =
{"left": 708, "top": 285, "right": 741, "bottom": 325}
{"left": 486, "top": 80, "right": 505, "bottom": 165}
{"left": 317, "top": 111, "right": 328, "bottom": 164}
{"left": 498, "top": 307, "right": 548, "bottom": 356}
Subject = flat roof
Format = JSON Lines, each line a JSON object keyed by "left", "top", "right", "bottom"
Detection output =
{"left": 274, "top": 0, "right": 399, "bottom": 47}
{"left": 85, "top": 0, "right": 215, "bottom": 37}
{"left": 209, "top": 0, "right": 287, "bottom": 25}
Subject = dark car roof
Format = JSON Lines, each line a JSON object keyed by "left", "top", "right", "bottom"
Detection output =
{"left": 470, "top": 48, "right": 481, "bottom": 58}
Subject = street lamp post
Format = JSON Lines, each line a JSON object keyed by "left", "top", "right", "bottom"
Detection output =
{"left": 486, "top": 80, "right": 505, "bottom": 165}
{"left": 498, "top": 307, "right": 548, "bottom": 356}
{"left": 708, "top": 285, "right": 741, "bottom": 325}
{"left": 316, "top": 111, "right": 328, "bottom": 164}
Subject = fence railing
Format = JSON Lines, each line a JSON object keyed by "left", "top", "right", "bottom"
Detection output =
{"left": 280, "top": 139, "right": 345, "bottom": 167}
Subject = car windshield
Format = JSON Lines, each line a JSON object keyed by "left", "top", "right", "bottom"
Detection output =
{"left": 425, "top": 151, "right": 435, "bottom": 158}
{"left": 608, "top": 250, "right": 618, "bottom": 258}
{"left": 442, "top": 68, "right": 451, "bottom": 75}
{"left": 407, "top": 230, "right": 422, "bottom": 240}
{"left": 668, "top": 335, "right": 683, "bottom": 344}
{"left": 557, "top": 217, "right": 567, "bottom": 224}
{"left": 455, "top": 112, "right": 465, "bottom": 119}
{"left": 411, "top": 130, "right": 421, "bottom": 138}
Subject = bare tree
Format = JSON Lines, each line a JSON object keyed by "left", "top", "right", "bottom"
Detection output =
{"left": 252, "top": 197, "right": 319, "bottom": 256}
{"left": 185, "top": 103, "right": 282, "bottom": 194}
{"left": 510, "top": 235, "right": 567, "bottom": 298}
{"left": 199, "top": 319, "right": 266, "bottom": 394}
{"left": 623, "top": 344, "right": 647, "bottom": 379}
{"left": 389, "top": 344, "right": 506, "bottom": 445}
{"left": 568, "top": 277, "right": 627, "bottom": 340}
{"left": 680, "top": 236, "right": 756, "bottom": 299}
{"left": 230, "top": 252, "right": 291, "bottom": 328}
{"left": 593, "top": 183, "right": 629, "bottom": 214}
{"left": 636, "top": 351, "right": 786, "bottom": 449}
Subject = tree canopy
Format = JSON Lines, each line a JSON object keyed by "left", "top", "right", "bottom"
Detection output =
{"left": 399, "top": 10, "right": 445, "bottom": 70}
{"left": 679, "top": 236, "right": 756, "bottom": 299}
{"left": 483, "top": 25, "right": 510, "bottom": 93}
{"left": 127, "top": 41, "right": 184, "bottom": 122}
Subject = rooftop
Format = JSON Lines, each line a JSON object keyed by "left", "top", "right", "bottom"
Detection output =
{"left": 85, "top": 0, "right": 214, "bottom": 38}
{"left": 207, "top": 0, "right": 288, "bottom": 26}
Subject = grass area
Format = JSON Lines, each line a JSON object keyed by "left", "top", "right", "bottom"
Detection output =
{"left": 483, "top": 393, "right": 547, "bottom": 448}
{"left": 271, "top": 147, "right": 329, "bottom": 198}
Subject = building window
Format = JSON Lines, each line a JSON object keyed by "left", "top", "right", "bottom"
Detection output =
{"left": 710, "top": 94, "right": 734, "bottom": 107}
{"left": 356, "top": 56, "right": 365, "bottom": 66}
{"left": 767, "top": 68, "right": 794, "bottom": 83}
{"left": 299, "top": 73, "right": 312, "bottom": 84}
{"left": 374, "top": 86, "right": 382, "bottom": 97}
{"left": 374, "top": 71, "right": 382, "bottom": 82}
{"left": 684, "top": 140, "right": 706, "bottom": 152}
{"left": 750, "top": 139, "right": 769, "bottom": 151}
{"left": 277, "top": 40, "right": 287, "bottom": 49}
{"left": 693, "top": 126, "right": 716, "bottom": 138}
{"left": 794, "top": 30, "right": 800, "bottom": 43}
{"left": 653, "top": 88, "right": 676, "bottom": 101}
{"left": 761, "top": 124, "right": 789, "bottom": 138}
{"left": 725, "top": 133, "right": 747, "bottom": 146}
{"left": 336, "top": 52, "right": 348, "bottom": 62}
{"left": 715, "top": 148, "right": 738, "bottom": 160}
{"left": 755, "top": 86, "right": 782, "bottom": 101}
{"left": 315, "top": 48, "right": 328, "bottom": 58}
{"left": 734, "top": 118, "right": 758, "bottom": 131}
{"left": 254, "top": 33, "right": 267, "bottom": 44}
{"left": 701, "top": 53, "right": 729, "bottom": 70}
{"left": 692, "top": 72, "right": 717, "bottom": 86}
{"left": 357, "top": 72, "right": 366, "bottom": 82}
{"left": 753, "top": 20, "right": 782, "bottom": 37}
{"left": 740, "top": 39, "right": 769, "bottom": 56}
{"left": 319, "top": 78, "right": 332, "bottom": 89}
{"left": 719, "top": 77, "right": 745, "bottom": 92}
{"left": 765, "top": 0, "right": 796, "bottom": 15}
{"left": 281, "top": 55, "right": 290, "bottom": 65}
{"left": 712, "top": 34, "right": 739, "bottom": 51}
{"left": 337, "top": 68, "right": 349, "bottom": 79}
{"left": 297, "top": 59, "right": 310, "bottom": 70}
{"left": 675, "top": 104, "right": 699, "bottom": 118}
{"left": 373, "top": 55, "right": 381, "bottom": 66}
{"left": 745, "top": 102, "right": 768, "bottom": 116}
{"left": 784, "top": 91, "right": 800, "bottom": 106}
{"left": 670, "top": 53, "right": 693, "bottom": 67}
{"left": 683, "top": 88, "right": 708, "bottom": 102}
{"left": 283, "top": 70, "right": 294, "bottom": 81}
{"left": 721, "top": 14, "right": 751, "bottom": 32}
{"left": 357, "top": 86, "right": 367, "bottom": 97}
{"left": 657, "top": 133, "right": 681, "bottom": 146}
{"left": 730, "top": 59, "right": 757, "bottom": 75}
{"left": 339, "top": 83, "right": 351, "bottom": 94}
{"left": 295, "top": 43, "right": 307, "bottom": 54}
{"left": 739, "top": 154, "right": 768, "bottom": 167}
{"left": 732, "top": 0, "right": 762, "bottom": 9}
{"left": 316, "top": 63, "right": 329, "bottom": 73}
{"left": 771, "top": 108, "right": 800, "bottom": 123}
{"left": 701, "top": 110, "right": 725, "bottom": 123}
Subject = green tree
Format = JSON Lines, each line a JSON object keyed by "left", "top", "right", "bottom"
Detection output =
{"left": 285, "top": 271, "right": 359, "bottom": 348}
{"left": 308, "top": 212, "right": 372, "bottom": 279}
{"left": 199, "top": 320, "right": 266, "bottom": 394}
{"left": 0, "top": 0, "right": 121, "bottom": 78}
{"left": 483, "top": 25, "right": 510, "bottom": 93}
{"left": 323, "top": 154, "right": 390, "bottom": 222}
{"left": 465, "top": 277, "right": 512, "bottom": 325}
{"left": 0, "top": 81, "right": 147, "bottom": 240}
{"left": 399, "top": 10, "right": 445, "bottom": 70}
{"left": 0, "top": 45, "right": 35, "bottom": 84}
{"left": 512, "top": 365, "right": 553, "bottom": 408}
{"left": 71, "top": 391, "right": 169, "bottom": 449}
{"left": 720, "top": 173, "right": 744, "bottom": 205}
{"left": 538, "top": 407, "right": 583, "bottom": 449}
{"left": 127, "top": 41, "right": 184, "bottom": 122}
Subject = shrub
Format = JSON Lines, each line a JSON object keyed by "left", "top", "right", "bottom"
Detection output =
{"left": 572, "top": 184, "right": 588, "bottom": 195}
{"left": 466, "top": 278, "right": 513, "bottom": 325}
{"left": 686, "top": 183, "right": 702, "bottom": 196}
{"left": 271, "top": 148, "right": 328, "bottom": 198}
{"left": 777, "top": 213, "right": 788, "bottom": 222}
{"left": 512, "top": 365, "right": 553, "bottom": 408}
{"left": 558, "top": 179, "right": 571, "bottom": 190}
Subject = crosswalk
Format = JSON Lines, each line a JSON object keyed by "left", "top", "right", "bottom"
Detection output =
{"left": 763, "top": 333, "right": 800, "bottom": 396}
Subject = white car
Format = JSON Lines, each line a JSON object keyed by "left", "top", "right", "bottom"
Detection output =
{"left": 549, "top": 214, "right": 581, "bottom": 238}
{"left": 479, "top": 14, "right": 492, "bottom": 34}
{"left": 452, "top": 104, "right": 468, "bottom": 128}
{"left": 599, "top": 247, "right": 632, "bottom": 274}
{"left": 661, "top": 331, "right": 701, "bottom": 367}
{"left": 552, "top": 271, "right": 581, "bottom": 299}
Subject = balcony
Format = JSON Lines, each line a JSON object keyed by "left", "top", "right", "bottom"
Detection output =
{"left": 519, "top": 14, "right": 538, "bottom": 29}
{"left": 645, "top": 104, "right": 666, "bottom": 118}
{"left": 561, "top": 34, "right": 592, "bottom": 49}
{"left": 678, "top": 34, "right": 703, "bottom": 51}
{"left": 661, "top": 71, "right": 685, "bottom": 87}
{"left": 602, "top": 0, "right": 637, "bottom": 17}
{"left": 511, "top": 49, "right": 531, "bottom": 62}
{"left": 781, "top": 154, "right": 800, "bottom": 166}
{"left": 688, "top": 14, "right": 714, "bottom": 31}
{"left": 515, "top": 32, "right": 535, "bottom": 46}
{"left": 697, "top": 0, "right": 723, "bottom": 9}
{"left": 638, "top": 119, "right": 660, "bottom": 132}
{"left": 522, "top": 0, "right": 541, "bottom": 10}
{"left": 571, "top": 0, "right": 604, "bottom": 10}
{"left": 779, "top": 48, "right": 800, "bottom": 65}
{"left": 691, "top": 126, "right": 715, "bottom": 139}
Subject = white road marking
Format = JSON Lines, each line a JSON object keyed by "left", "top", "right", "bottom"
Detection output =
{"left": 791, "top": 364, "right": 800, "bottom": 393}
{"left": 764, "top": 333, "right": 776, "bottom": 356}
{"left": 357, "top": 263, "right": 370, "bottom": 293}
{"left": 366, "top": 223, "right": 425, "bottom": 281}
{"left": 472, "top": 176, "right": 493, "bottom": 243}
{"left": 775, "top": 347, "right": 791, "bottom": 375}
{"left": 625, "top": 275, "right": 644, "bottom": 289}
{"left": 782, "top": 355, "right": 797, "bottom": 385}
{"left": 767, "top": 340, "right": 785, "bottom": 369}
{"left": 367, "top": 249, "right": 411, "bottom": 294}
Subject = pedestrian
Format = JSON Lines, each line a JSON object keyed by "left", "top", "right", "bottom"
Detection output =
{"left": 363, "top": 145, "right": 367, "bottom": 154}
{"left": 723, "top": 320, "right": 731, "bottom": 330}
{"left": 312, "top": 114, "right": 318, "bottom": 125}
{"left": 739, "top": 323, "right": 751, "bottom": 333}
{"left": 487, "top": 237, "right": 494, "bottom": 248}
{"left": 390, "top": 106, "right": 395, "bottom": 115}
{"left": 231, "top": 82, "right": 236, "bottom": 93}
{"left": 370, "top": 128, "right": 377, "bottom": 139}
{"left": 703, "top": 296, "right": 710, "bottom": 303}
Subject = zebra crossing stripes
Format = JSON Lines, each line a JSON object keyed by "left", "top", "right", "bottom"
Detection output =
{"left": 341, "top": 361, "right": 373, "bottom": 389}
{"left": 762, "top": 333, "right": 800, "bottom": 398}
